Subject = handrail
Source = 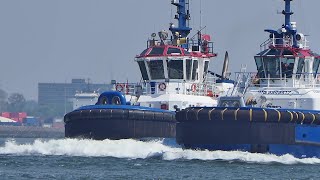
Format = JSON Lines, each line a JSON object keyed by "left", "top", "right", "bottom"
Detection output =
{"left": 113, "top": 79, "right": 220, "bottom": 97}
{"left": 259, "top": 37, "right": 309, "bottom": 51}
{"left": 232, "top": 72, "right": 320, "bottom": 89}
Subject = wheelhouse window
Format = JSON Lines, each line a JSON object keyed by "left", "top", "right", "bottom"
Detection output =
{"left": 148, "top": 47, "right": 165, "bottom": 56}
{"left": 167, "top": 48, "right": 182, "bottom": 55}
{"left": 203, "top": 61, "right": 209, "bottom": 78}
{"left": 255, "top": 56, "right": 281, "bottom": 78}
{"left": 192, "top": 60, "right": 198, "bottom": 80}
{"left": 263, "top": 57, "right": 281, "bottom": 78}
{"left": 186, "top": 59, "right": 192, "bottom": 80}
{"left": 147, "top": 60, "right": 165, "bottom": 79}
{"left": 313, "top": 58, "right": 320, "bottom": 77}
{"left": 137, "top": 61, "right": 149, "bottom": 80}
{"left": 167, "top": 60, "right": 183, "bottom": 79}
{"left": 255, "top": 57, "right": 264, "bottom": 78}
{"left": 296, "top": 58, "right": 305, "bottom": 78}
{"left": 281, "top": 57, "right": 295, "bottom": 78}
{"left": 140, "top": 49, "right": 149, "bottom": 56}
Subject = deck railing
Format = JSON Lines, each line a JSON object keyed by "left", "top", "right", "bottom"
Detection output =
{"left": 260, "top": 37, "right": 309, "bottom": 51}
{"left": 233, "top": 72, "right": 320, "bottom": 90}
{"left": 112, "top": 79, "right": 219, "bottom": 97}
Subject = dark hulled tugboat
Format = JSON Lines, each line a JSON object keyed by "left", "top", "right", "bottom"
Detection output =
{"left": 64, "top": 91, "right": 175, "bottom": 140}
{"left": 64, "top": 0, "right": 232, "bottom": 140}
{"left": 176, "top": 0, "right": 320, "bottom": 158}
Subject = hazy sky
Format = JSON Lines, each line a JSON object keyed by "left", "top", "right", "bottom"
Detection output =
{"left": 0, "top": 0, "right": 319, "bottom": 100}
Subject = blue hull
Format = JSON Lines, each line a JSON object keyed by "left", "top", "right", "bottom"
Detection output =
{"left": 176, "top": 107, "right": 320, "bottom": 158}
{"left": 179, "top": 124, "right": 320, "bottom": 158}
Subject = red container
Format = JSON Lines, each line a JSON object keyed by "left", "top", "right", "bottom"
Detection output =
{"left": 1, "top": 112, "right": 10, "bottom": 118}
{"left": 10, "top": 112, "right": 19, "bottom": 118}
{"left": 17, "top": 118, "right": 24, "bottom": 123}
{"left": 18, "top": 112, "right": 27, "bottom": 118}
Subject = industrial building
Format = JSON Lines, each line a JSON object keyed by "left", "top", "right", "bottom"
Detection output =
{"left": 38, "top": 79, "right": 112, "bottom": 116}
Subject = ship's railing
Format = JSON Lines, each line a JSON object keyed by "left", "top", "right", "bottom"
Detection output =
{"left": 260, "top": 37, "right": 309, "bottom": 51}
{"left": 147, "top": 38, "right": 214, "bottom": 54}
{"left": 233, "top": 72, "right": 320, "bottom": 89}
{"left": 112, "top": 80, "right": 220, "bottom": 97}
{"left": 230, "top": 72, "right": 257, "bottom": 96}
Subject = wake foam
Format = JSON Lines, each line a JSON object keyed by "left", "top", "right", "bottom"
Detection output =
{"left": 0, "top": 138, "right": 320, "bottom": 164}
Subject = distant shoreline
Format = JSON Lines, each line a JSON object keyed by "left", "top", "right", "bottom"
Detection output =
{"left": 0, "top": 126, "right": 64, "bottom": 138}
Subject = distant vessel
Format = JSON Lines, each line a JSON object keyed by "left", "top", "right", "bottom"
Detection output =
{"left": 72, "top": 91, "right": 99, "bottom": 110}
{"left": 64, "top": 0, "right": 233, "bottom": 140}
{"left": 176, "top": 0, "right": 320, "bottom": 158}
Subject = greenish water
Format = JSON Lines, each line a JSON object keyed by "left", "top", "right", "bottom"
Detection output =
{"left": 0, "top": 138, "right": 319, "bottom": 179}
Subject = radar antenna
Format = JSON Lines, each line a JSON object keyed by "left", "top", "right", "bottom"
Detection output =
{"left": 264, "top": 0, "right": 299, "bottom": 48}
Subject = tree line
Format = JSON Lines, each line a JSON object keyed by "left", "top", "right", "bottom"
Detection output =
{"left": 0, "top": 89, "right": 66, "bottom": 118}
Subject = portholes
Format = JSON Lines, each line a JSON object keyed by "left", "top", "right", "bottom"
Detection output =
{"left": 100, "top": 97, "right": 108, "bottom": 105}
{"left": 112, "top": 96, "right": 121, "bottom": 105}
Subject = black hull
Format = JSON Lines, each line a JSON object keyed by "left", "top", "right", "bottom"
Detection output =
{"left": 64, "top": 108, "right": 176, "bottom": 140}
{"left": 177, "top": 120, "right": 295, "bottom": 147}
{"left": 176, "top": 107, "right": 320, "bottom": 155}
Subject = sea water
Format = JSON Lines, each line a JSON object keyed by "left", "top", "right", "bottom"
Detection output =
{"left": 0, "top": 138, "right": 319, "bottom": 180}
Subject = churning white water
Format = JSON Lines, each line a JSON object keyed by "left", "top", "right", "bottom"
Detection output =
{"left": 0, "top": 138, "right": 320, "bottom": 165}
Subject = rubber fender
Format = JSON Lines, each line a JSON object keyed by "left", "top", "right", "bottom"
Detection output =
{"left": 197, "top": 108, "right": 213, "bottom": 121}
{"left": 79, "top": 110, "right": 91, "bottom": 119}
{"left": 64, "top": 114, "right": 71, "bottom": 122}
{"left": 222, "top": 109, "right": 237, "bottom": 121}
{"left": 101, "top": 109, "right": 113, "bottom": 120}
{"left": 290, "top": 111, "right": 299, "bottom": 123}
{"left": 67, "top": 111, "right": 81, "bottom": 121}
{"left": 209, "top": 109, "right": 224, "bottom": 121}
{"left": 296, "top": 111, "right": 306, "bottom": 124}
{"left": 235, "top": 109, "right": 250, "bottom": 121}
{"left": 313, "top": 113, "right": 320, "bottom": 125}
{"left": 79, "top": 109, "right": 94, "bottom": 120}
{"left": 186, "top": 108, "right": 199, "bottom": 121}
{"left": 89, "top": 109, "right": 104, "bottom": 119}
{"left": 110, "top": 109, "right": 128, "bottom": 120}
{"left": 251, "top": 109, "right": 267, "bottom": 122}
{"left": 265, "top": 109, "right": 281, "bottom": 122}
{"left": 279, "top": 111, "right": 295, "bottom": 123}
{"left": 176, "top": 108, "right": 189, "bottom": 122}
{"left": 154, "top": 112, "right": 165, "bottom": 121}
{"left": 143, "top": 111, "right": 155, "bottom": 121}
{"left": 128, "top": 110, "right": 144, "bottom": 120}
{"left": 302, "top": 112, "right": 315, "bottom": 124}
{"left": 162, "top": 112, "right": 175, "bottom": 121}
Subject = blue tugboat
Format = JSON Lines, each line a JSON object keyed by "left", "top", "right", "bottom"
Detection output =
{"left": 64, "top": 91, "right": 175, "bottom": 140}
{"left": 176, "top": 0, "right": 320, "bottom": 158}
{"left": 64, "top": 0, "right": 232, "bottom": 140}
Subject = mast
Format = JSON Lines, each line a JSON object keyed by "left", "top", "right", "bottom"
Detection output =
{"left": 169, "top": 0, "right": 192, "bottom": 39}
{"left": 283, "top": 0, "right": 293, "bottom": 27}
{"left": 265, "top": 0, "right": 298, "bottom": 48}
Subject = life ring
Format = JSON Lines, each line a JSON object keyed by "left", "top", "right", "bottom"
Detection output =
{"left": 191, "top": 84, "right": 197, "bottom": 92}
{"left": 116, "top": 84, "right": 124, "bottom": 92}
{"left": 158, "top": 83, "right": 166, "bottom": 91}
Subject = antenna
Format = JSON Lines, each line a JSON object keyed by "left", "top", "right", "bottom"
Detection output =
{"left": 264, "top": 0, "right": 298, "bottom": 48}
{"left": 283, "top": 0, "right": 294, "bottom": 27}
{"left": 199, "top": 0, "right": 202, "bottom": 30}
{"left": 169, "top": 0, "right": 192, "bottom": 39}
